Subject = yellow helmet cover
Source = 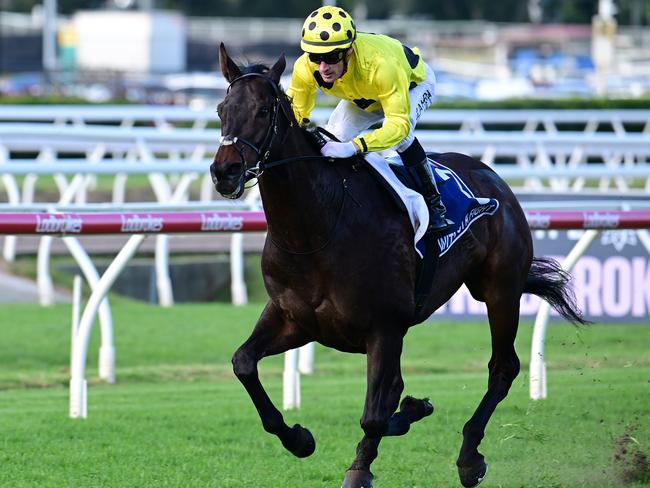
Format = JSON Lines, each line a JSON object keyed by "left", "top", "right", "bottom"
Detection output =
{"left": 300, "top": 6, "right": 357, "bottom": 53}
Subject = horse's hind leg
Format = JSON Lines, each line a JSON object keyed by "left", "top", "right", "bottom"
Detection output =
{"left": 456, "top": 294, "right": 521, "bottom": 488}
{"left": 343, "top": 331, "right": 406, "bottom": 488}
{"left": 385, "top": 395, "right": 434, "bottom": 436}
{"left": 231, "top": 301, "right": 315, "bottom": 458}
{"left": 343, "top": 395, "right": 433, "bottom": 488}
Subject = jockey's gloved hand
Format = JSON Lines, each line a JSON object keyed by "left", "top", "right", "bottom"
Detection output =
{"left": 321, "top": 141, "right": 357, "bottom": 158}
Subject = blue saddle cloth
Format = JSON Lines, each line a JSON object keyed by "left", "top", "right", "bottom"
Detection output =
{"left": 386, "top": 156, "right": 499, "bottom": 257}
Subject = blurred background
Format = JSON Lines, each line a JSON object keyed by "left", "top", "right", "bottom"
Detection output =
{"left": 1, "top": 0, "right": 649, "bottom": 104}
{"left": 0, "top": 1, "right": 649, "bottom": 324}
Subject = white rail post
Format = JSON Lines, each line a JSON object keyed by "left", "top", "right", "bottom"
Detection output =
{"left": 153, "top": 172, "right": 198, "bottom": 307}
{"left": 70, "top": 234, "right": 147, "bottom": 418}
{"left": 283, "top": 348, "right": 300, "bottom": 410}
{"left": 1, "top": 146, "right": 20, "bottom": 262}
{"left": 70, "top": 275, "right": 82, "bottom": 367}
{"left": 231, "top": 187, "right": 263, "bottom": 306}
{"left": 529, "top": 229, "right": 599, "bottom": 400}
{"left": 139, "top": 142, "right": 175, "bottom": 306}
{"left": 298, "top": 343, "right": 315, "bottom": 375}
{"left": 230, "top": 233, "right": 248, "bottom": 305}
{"left": 37, "top": 236, "right": 55, "bottom": 306}
{"left": 283, "top": 343, "right": 315, "bottom": 411}
{"left": 70, "top": 275, "right": 86, "bottom": 419}
{"left": 155, "top": 236, "right": 174, "bottom": 307}
{"left": 63, "top": 237, "right": 116, "bottom": 384}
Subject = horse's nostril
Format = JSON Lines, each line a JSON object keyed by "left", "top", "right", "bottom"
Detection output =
{"left": 226, "top": 164, "right": 244, "bottom": 177}
{"left": 210, "top": 163, "right": 221, "bottom": 182}
{"left": 212, "top": 162, "right": 244, "bottom": 180}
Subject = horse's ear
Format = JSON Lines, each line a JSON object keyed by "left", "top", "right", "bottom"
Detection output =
{"left": 219, "top": 42, "right": 242, "bottom": 83}
{"left": 268, "top": 53, "right": 286, "bottom": 84}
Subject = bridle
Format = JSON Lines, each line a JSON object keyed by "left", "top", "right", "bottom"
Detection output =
{"left": 220, "top": 73, "right": 294, "bottom": 183}
{"left": 218, "top": 71, "right": 352, "bottom": 255}
{"left": 219, "top": 72, "right": 334, "bottom": 184}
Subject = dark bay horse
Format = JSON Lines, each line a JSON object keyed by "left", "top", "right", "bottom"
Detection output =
{"left": 210, "top": 43, "right": 586, "bottom": 488}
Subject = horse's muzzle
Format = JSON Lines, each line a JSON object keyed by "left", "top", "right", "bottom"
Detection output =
{"left": 210, "top": 161, "right": 246, "bottom": 199}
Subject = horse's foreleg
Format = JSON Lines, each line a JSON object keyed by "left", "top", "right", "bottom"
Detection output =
{"left": 231, "top": 302, "right": 314, "bottom": 458}
{"left": 457, "top": 297, "right": 521, "bottom": 488}
{"left": 343, "top": 332, "right": 405, "bottom": 488}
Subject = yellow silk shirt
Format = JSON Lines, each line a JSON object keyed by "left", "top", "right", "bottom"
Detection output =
{"left": 287, "top": 32, "right": 427, "bottom": 153}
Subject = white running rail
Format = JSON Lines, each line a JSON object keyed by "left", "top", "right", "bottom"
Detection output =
{"left": 2, "top": 106, "right": 650, "bottom": 134}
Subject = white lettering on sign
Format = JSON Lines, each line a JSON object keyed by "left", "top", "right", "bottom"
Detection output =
{"left": 601, "top": 229, "right": 637, "bottom": 251}
{"left": 602, "top": 257, "right": 632, "bottom": 317}
{"left": 437, "top": 202, "right": 498, "bottom": 255}
{"left": 200, "top": 213, "right": 244, "bottom": 231}
{"left": 527, "top": 214, "right": 551, "bottom": 229}
{"left": 120, "top": 214, "right": 164, "bottom": 233}
{"left": 632, "top": 257, "right": 650, "bottom": 316}
{"left": 584, "top": 212, "right": 620, "bottom": 228}
{"left": 434, "top": 256, "right": 650, "bottom": 320}
{"left": 35, "top": 214, "right": 83, "bottom": 234}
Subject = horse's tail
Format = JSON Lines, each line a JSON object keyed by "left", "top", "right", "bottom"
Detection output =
{"left": 523, "top": 256, "right": 590, "bottom": 325}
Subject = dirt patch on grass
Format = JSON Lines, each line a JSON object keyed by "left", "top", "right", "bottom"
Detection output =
{"left": 613, "top": 426, "right": 650, "bottom": 484}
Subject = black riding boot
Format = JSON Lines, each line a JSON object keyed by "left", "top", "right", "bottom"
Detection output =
{"left": 399, "top": 139, "right": 454, "bottom": 234}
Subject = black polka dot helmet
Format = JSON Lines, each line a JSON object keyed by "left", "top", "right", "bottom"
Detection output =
{"left": 300, "top": 6, "right": 357, "bottom": 53}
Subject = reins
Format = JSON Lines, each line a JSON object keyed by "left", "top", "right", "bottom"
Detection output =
{"left": 256, "top": 126, "right": 343, "bottom": 172}
{"left": 222, "top": 71, "right": 355, "bottom": 255}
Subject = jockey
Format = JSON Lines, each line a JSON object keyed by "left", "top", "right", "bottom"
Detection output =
{"left": 287, "top": 6, "right": 454, "bottom": 233}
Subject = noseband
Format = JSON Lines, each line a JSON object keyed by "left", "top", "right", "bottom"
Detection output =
{"left": 220, "top": 73, "right": 295, "bottom": 182}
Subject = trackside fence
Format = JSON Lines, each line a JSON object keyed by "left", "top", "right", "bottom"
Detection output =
{"left": 1, "top": 209, "right": 649, "bottom": 417}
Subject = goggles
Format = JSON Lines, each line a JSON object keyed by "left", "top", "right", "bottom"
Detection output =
{"left": 308, "top": 50, "right": 346, "bottom": 65}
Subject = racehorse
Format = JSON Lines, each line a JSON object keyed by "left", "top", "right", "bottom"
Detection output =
{"left": 210, "top": 43, "right": 586, "bottom": 488}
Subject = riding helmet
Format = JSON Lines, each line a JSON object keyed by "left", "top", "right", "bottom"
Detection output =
{"left": 300, "top": 6, "right": 357, "bottom": 54}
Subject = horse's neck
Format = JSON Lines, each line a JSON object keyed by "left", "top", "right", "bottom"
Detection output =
{"left": 259, "top": 128, "right": 343, "bottom": 245}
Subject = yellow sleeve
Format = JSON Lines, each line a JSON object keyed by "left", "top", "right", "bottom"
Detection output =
{"left": 286, "top": 55, "right": 317, "bottom": 124}
{"left": 353, "top": 63, "right": 411, "bottom": 153}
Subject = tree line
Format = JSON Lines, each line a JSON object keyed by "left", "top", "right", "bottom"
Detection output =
{"left": 3, "top": 0, "right": 649, "bottom": 25}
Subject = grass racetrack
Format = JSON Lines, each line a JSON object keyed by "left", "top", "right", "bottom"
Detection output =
{"left": 0, "top": 300, "right": 648, "bottom": 487}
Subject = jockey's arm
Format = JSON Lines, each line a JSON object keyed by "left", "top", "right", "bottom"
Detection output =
{"left": 286, "top": 56, "right": 318, "bottom": 124}
{"left": 352, "top": 65, "right": 411, "bottom": 153}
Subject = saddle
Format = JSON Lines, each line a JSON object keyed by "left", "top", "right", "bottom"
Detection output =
{"left": 365, "top": 154, "right": 500, "bottom": 314}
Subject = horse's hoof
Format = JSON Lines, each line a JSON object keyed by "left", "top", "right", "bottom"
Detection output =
{"left": 399, "top": 396, "right": 434, "bottom": 421}
{"left": 458, "top": 460, "right": 488, "bottom": 488}
{"left": 284, "top": 424, "right": 315, "bottom": 458}
{"left": 341, "top": 469, "right": 373, "bottom": 488}
{"left": 422, "top": 398, "right": 434, "bottom": 417}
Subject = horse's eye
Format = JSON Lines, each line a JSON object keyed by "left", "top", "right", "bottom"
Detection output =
{"left": 216, "top": 103, "right": 224, "bottom": 118}
{"left": 257, "top": 107, "right": 270, "bottom": 117}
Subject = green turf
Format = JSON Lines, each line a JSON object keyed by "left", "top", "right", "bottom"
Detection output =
{"left": 0, "top": 300, "right": 648, "bottom": 487}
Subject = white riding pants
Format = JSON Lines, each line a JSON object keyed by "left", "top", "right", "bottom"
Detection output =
{"left": 324, "top": 63, "right": 436, "bottom": 153}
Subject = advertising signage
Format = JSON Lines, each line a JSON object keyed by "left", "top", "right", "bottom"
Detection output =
{"left": 434, "top": 228, "right": 649, "bottom": 323}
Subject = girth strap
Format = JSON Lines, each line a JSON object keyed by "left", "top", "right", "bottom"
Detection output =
{"left": 414, "top": 232, "right": 439, "bottom": 317}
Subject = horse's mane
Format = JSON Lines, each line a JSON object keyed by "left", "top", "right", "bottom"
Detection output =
{"left": 241, "top": 63, "right": 270, "bottom": 75}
